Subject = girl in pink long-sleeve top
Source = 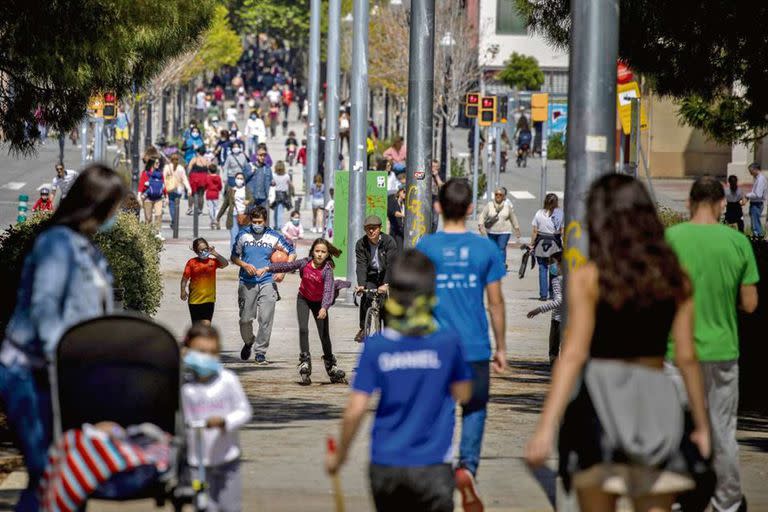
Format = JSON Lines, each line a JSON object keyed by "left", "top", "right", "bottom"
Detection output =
{"left": 256, "top": 238, "right": 350, "bottom": 385}
{"left": 281, "top": 210, "right": 304, "bottom": 243}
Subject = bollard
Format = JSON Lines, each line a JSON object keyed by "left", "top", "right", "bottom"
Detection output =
{"left": 17, "top": 194, "right": 29, "bottom": 223}
{"left": 193, "top": 190, "right": 200, "bottom": 239}
{"left": 173, "top": 196, "right": 180, "bottom": 239}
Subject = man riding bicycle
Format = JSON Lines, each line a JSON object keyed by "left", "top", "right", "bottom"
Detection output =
{"left": 354, "top": 215, "right": 399, "bottom": 342}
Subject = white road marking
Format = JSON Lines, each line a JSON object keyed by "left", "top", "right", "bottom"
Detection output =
{"left": 509, "top": 190, "right": 535, "bottom": 200}
{"left": 1, "top": 182, "right": 26, "bottom": 191}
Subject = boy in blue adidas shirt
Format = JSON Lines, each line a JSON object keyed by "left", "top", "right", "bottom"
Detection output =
{"left": 417, "top": 178, "right": 507, "bottom": 510}
{"left": 326, "top": 250, "right": 472, "bottom": 512}
{"left": 231, "top": 206, "right": 295, "bottom": 364}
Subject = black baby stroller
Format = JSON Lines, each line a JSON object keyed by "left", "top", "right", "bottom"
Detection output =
{"left": 52, "top": 314, "right": 200, "bottom": 511}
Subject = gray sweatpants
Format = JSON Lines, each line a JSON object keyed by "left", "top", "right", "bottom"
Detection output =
{"left": 188, "top": 459, "right": 241, "bottom": 512}
{"left": 238, "top": 281, "right": 277, "bottom": 355}
{"left": 702, "top": 361, "right": 742, "bottom": 512}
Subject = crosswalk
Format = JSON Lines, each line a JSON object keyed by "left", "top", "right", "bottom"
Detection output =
{"left": 509, "top": 190, "right": 564, "bottom": 200}
{"left": 0, "top": 182, "right": 52, "bottom": 192}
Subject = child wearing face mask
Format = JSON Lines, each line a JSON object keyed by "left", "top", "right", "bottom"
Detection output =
{"left": 526, "top": 251, "right": 562, "bottom": 366}
{"left": 181, "top": 238, "right": 229, "bottom": 324}
{"left": 181, "top": 323, "right": 252, "bottom": 512}
{"left": 281, "top": 210, "right": 304, "bottom": 243}
{"left": 205, "top": 164, "right": 223, "bottom": 230}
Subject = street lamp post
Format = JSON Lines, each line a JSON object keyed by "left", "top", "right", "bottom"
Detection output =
{"left": 306, "top": 0, "right": 322, "bottom": 198}
{"left": 439, "top": 32, "right": 456, "bottom": 182}
{"left": 346, "top": 0, "right": 370, "bottom": 290}
{"left": 404, "top": 0, "right": 436, "bottom": 248}
{"left": 323, "top": 0, "right": 342, "bottom": 203}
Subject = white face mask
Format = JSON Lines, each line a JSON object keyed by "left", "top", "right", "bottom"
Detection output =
{"left": 232, "top": 147, "right": 242, "bottom": 154}
{"left": 235, "top": 178, "right": 245, "bottom": 187}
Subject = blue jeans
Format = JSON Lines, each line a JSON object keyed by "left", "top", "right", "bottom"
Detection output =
{"left": 274, "top": 203, "right": 285, "bottom": 229}
{"left": 749, "top": 202, "right": 763, "bottom": 237}
{"left": 460, "top": 362, "right": 490, "bottom": 476}
{"left": 168, "top": 191, "right": 181, "bottom": 228}
{"left": 487, "top": 233, "right": 511, "bottom": 268}
{"left": 230, "top": 214, "right": 241, "bottom": 250}
{"left": 0, "top": 363, "right": 52, "bottom": 511}
{"left": 536, "top": 257, "right": 550, "bottom": 299}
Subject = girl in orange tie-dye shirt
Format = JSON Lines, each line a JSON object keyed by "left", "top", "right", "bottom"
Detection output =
{"left": 181, "top": 238, "right": 229, "bottom": 324}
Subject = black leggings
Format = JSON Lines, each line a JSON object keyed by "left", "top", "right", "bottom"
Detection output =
{"left": 296, "top": 294, "right": 333, "bottom": 357}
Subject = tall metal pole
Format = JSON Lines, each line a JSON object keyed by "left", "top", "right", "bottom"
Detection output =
{"left": 540, "top": 114, "right": 549, "bottom": 201}
{"left": 323, "top": 0, "right": 342, "bottom": 202}
{"left": 495, "top": 125, "right": 502, "bottom": 188}
{"left": 563, "top": 0, "right": 619, "bottom": 274}
{"left": 144, "top": 100, "right": 153, "bottom": 151}
{"left": 471, "top": 78, "right": 484, "bottom": 220}
{"left": 404, "top": 0, "right": 436, "bottom": 248}
{"left": 94, "top": 118, "right": 104, "bottom": 163}
{"left": 347, "top": 0, "right": 369, "bottom": 285}
{"left": 131, "top": 93, "right": 141, "bottom": 193}
{"left": 80, "top": 118, "right": 88, "bottom": 166}
{"left": 306, "top": 0, "right": 322, "bottom": 198}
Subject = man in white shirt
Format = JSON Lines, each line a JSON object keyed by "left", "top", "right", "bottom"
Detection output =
{"left": 746, "top": 162, "right": 767, "bottom": 238}
{"left": 51, "top": 164, "right": 78, "bottom": 203}
{"left": 266, "top": 84, "right": 282, "bottom": 106}
{"left": 244, "top": 112, "right": 267, "bottom": 156}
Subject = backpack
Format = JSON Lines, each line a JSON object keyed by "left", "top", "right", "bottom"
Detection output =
{"left": 518, "top": 130, "right": 532, "bottom": 146}
{"left": 145, "top": 170, "right": 164, "bottom": 201}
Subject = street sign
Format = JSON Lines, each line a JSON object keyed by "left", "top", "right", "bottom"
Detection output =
{"left": 88, "top": 95, "right": 104, "bottom": 117}
{"left": 478, "top": 95, "right": 496, "bottom": 127}
{"left": 531, "top": 93, "right": 548, "bottom": 122}
{"left": 548, "top": 102, "right": 568, "bottom": 134}
{"left": 617, "top": 81, "right": 648, "bottom": 135}
{"left": 465, "top": 92, "right": 480, "bottom": 118}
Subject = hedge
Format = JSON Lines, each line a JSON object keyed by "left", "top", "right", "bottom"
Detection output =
{"left": 0, "top": 212, "right": 163, "bottom": 335}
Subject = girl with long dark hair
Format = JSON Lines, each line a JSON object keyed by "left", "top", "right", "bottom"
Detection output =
{"left": 526, "top": 175, "right": 710, "bottom": 512}
{"left": 256, "top": 238, "right": 350, "bottom": 385}
{"left": 0, "top": 164, "right": 125, "bottom": 510}
{"left": 530, "top": 193, "right": 563, "bottom": 300}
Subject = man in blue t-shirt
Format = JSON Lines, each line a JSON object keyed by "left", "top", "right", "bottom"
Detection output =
{"left": 231, "top": 206, "right": 295, "bottom": 364}
{"left": 416, "top": 178, "right": 507, "bottom": 508}
{"left": 326, "top": 250, "right": 472, "bottom": 511}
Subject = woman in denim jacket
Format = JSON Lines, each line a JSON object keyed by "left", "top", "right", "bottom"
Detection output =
{"left": 0, "top": 164, "right": 125, "bottom": 511}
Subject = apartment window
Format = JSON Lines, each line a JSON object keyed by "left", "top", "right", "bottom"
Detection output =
{"left": 496, "top": 0, "right": 527, "bottom": 35}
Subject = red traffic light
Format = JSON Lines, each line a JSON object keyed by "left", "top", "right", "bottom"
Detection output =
{"left": 467, "top": 94, "right": 479, "bottom": 105}
{"left": 104, "top": 92, "right": 116, "bottom": 103}
{"left": 481, "top": 97, "right": 494, "bottom": 108}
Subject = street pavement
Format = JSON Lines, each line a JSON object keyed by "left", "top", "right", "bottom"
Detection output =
{"left": 0, "top": 114, "right": 767, "bottom": 511}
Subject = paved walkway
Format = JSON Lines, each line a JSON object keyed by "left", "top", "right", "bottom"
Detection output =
{"left": 1, "top": 109, "right": 767, "bottom": 511}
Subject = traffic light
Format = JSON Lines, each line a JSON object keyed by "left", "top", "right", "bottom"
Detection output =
{"left": 497, "top": 96, "right": 509, "bottom": 123}
{"left": 531, "top": 93, "right": 549, "bottom": 122}
{"left": 478, "top": 95, "right": 496, "bottom": 126}
{"left": 102, "top": 92, "right": 117, "bottom": 120}
{"left": 464, "top": 92, "right": 480, "bottom": 118}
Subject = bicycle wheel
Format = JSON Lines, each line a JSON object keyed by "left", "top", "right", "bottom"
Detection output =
{"left": 364, "top": 307, "right": 381, "bottom": 337}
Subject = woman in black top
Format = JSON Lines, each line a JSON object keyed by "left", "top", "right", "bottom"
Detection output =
{"left": 526, "top": 175, "right": 710, "bottom": 512}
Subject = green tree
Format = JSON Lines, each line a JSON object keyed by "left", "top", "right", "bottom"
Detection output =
{"left": 229, "top": 0, "right": 352, "bottom": 49}
{"left": 514, "top": 0, "right": 768, "bottom": 144}
{"left": 184, "top": 5, "right": 243, "bottom": 80}
{"left": 0, "top": 0, "right": 215, "bottom": 154}
{"left": 498, "top": 52, "right": 545, "bottom": 91}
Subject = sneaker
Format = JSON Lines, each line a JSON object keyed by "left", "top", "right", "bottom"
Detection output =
{"left": 240, "top": 343, "right": 253, "bottom": 361}
{"left": 186, "top": 208, "right": 193, "bottom": 215}
{"left": 455, "top": 467, "right": 484, "bottom": 512}
{"left": 254, "top": 353, "right": 268, "bottom": 365}
{"left": 354, "top": 329, "right": 365, "bottom": 343}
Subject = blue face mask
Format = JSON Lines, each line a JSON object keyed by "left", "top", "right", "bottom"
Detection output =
{"left": 198, "top": 250, "right": 210, "bottom": 259}
{"left": 183, "top": 350, "right": 221, "bottom": 379}
{"left": 291, "top": 219, "right": 300, "bottom": 226}
{"left": 549, "top": 263, "right": 559, "bottom": 277}
{"left": 98, "top": 214, "right": 118, "bottom": 233}
{"left": 251, "top": 224, "right": 265, "bottom": 234}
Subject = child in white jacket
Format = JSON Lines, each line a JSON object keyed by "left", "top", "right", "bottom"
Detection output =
{"left": 182, "top": 323, "right": 252, "bottom": 512}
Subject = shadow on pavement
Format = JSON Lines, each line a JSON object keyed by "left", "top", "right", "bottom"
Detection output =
{"left": 489, "top": 392, "right": 546, "bottom": 415}
{"left": 245, "top": 396, "right": 343, "bottom": 425}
